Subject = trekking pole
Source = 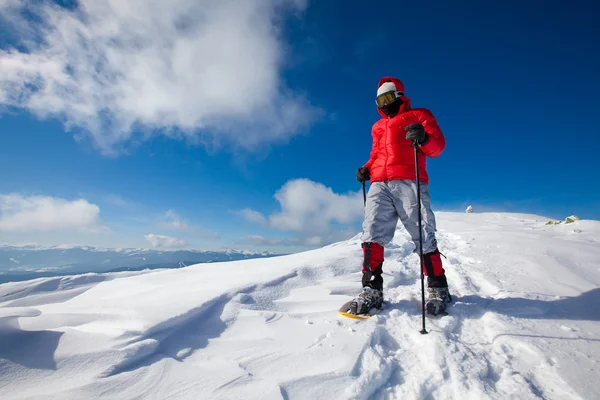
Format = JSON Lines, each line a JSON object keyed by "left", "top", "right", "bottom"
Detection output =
{"left": 362, "top": 181, "right": 367, "bottom": 207}
{"left": 413, "top": 141, "right": 428, "bottom": 335}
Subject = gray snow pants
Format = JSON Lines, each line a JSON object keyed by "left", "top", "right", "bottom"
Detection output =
{"left": 361, "top": 180, "right": 438, "bottom": 253}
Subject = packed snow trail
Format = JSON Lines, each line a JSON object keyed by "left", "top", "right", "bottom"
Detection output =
{"left": 0, "top": 212, "right": 599, "bottom": 400}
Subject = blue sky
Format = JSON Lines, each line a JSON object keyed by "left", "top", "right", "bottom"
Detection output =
{"left": 0, "top": 0, "right": 598, "bottom": 252}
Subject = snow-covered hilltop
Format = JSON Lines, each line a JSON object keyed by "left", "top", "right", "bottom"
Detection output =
{"left": 1, "top": 212, "right": 599, "bottom": 399}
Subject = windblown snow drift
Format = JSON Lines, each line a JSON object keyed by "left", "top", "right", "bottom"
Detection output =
{"left": 1, "top": 212, "right": 599, "bottom": 399}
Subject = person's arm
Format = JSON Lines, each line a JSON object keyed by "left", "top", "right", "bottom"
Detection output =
{"left": 406, "top": 109, "right": 446, "bottom": 158}
{"left": 418, "top": 109, "right": 446, "bottom": 158}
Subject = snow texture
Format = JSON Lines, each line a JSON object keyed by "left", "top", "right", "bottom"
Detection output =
{"left": 0, "top": 212, "right": 599, "bottom": 400}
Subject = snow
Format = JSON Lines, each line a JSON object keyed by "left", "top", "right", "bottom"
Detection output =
{"left": 0, "top": 212, "right": 599, "bottom": 400}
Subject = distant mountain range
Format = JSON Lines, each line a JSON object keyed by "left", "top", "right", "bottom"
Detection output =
{"left": 0, "top": 245, "right": 279, "bottom": 284}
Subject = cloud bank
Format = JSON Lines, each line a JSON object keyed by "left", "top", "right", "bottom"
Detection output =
{"left": 0, "top": 0, "right": 316, "bottom": 154}
{"left": 0, "top": 194, "right": 102, "bottom": 232}
{"left": 239, "top": 179, "right": 364, "bottom": 246}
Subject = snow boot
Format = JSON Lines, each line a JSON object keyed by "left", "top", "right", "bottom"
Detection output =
{"left": 361, "top": 263, "right": 383, "bottom": 292}
{"left": 426, "top": 274, "right": 452, "bottom": 316}
{"left": 348, "top": 287, "right": 384, "bottom": 315}
{"left": 348, "top": 242, "right": 385, "bottom": 315}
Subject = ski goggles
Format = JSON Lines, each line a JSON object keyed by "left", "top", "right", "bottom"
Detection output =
{"left": 375, "top": 90, "right": 403, "bottom": 107}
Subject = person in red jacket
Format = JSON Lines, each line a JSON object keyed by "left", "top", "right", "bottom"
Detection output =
{"left": 348, "top": 76, "right": 451, "bottom": 316}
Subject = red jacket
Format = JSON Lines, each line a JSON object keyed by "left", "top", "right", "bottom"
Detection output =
{"left": 364, "top": 77, "right": 445, "bottom": 184}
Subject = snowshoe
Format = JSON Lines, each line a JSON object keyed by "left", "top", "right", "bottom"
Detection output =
{"left": 347, "top": 287, "right": 383, "bottom": 316}
{"left": 425, "top": 287, "right": 452, "bottom": 316}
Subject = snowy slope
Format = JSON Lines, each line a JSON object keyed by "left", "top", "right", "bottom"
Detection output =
{"left": 0, "top": 212, "right": 599, "bottom": 400}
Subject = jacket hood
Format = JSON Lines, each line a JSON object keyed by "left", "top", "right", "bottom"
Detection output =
{"left": 377, "top": 76, "right": 411, "bottom": 118}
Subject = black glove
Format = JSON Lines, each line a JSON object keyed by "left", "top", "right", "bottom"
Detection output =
{"left": 405, "top": 123, "right": 428, "bottom": 145}
{"left": 356, "top": 167, "right": 370, "bottom": 183}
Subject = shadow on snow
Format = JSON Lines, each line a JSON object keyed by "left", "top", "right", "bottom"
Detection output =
{"left": 458, "top": 288, "right": 600, "bottom": 322}
{"left": 0, "top": 316, "right": 64, "bottom": 371}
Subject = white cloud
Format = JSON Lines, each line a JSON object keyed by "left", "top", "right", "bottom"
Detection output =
{"left": 300, "top": 236, "right": 325, "bottom": 246}
{"left": 269, "top": 179, "right": 363, "bottom": 234}
{"left": 237, "top": 209, "right": 268, "bottom": 226}
{"left": 163, "top": 209, "right": 189, "bottom": 230}
{"left": 0, "top": 194, "right": 102, "bottom": 232}
{"left": 0, "top": 0, "right": 317, "bottom": 154}
{"left": 144, "top": 234, "right": 187, "bottom": 249}
{"left": 0, "top": 0, "right": 19, "bottom": 8}
{"left": 238, "top": 179, "right": 364, "bottom": 245}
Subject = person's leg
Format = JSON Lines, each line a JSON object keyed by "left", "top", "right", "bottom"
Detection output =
{"left": 361, "top": 182, "right": 398, "bottom": 291}
{"left": 388, "top": 180, "right": 446, "bottom": 280}
{"left": 388, "top": 180, "right": 450, "bottom": 315}
{"left": 389, "top": 180, "right": 451, "bottom": 315}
